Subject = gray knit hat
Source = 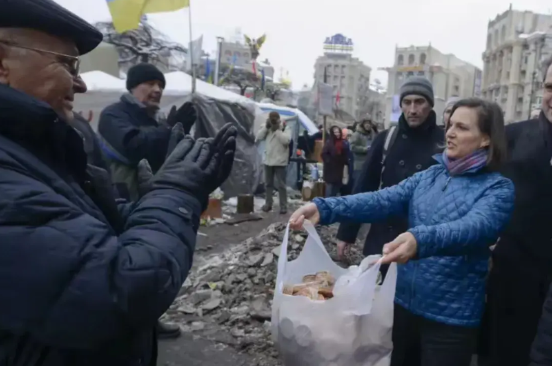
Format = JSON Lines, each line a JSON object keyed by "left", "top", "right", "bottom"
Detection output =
{"left": 400, "top": 76, "right": 434, "bottom": 107}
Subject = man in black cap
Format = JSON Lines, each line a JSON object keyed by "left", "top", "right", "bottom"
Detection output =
{"left": 336, "top": 76, "right": 444, "bottom": 263}
{"left": 0, "top": 1, "right": 237, "bottom": 365}
{"left": 98, "top": 63, "right": 197, "bottom": 202}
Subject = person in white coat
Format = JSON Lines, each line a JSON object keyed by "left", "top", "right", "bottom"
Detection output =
{"left": 256, "top": 111, "right": 291, "bottom": 214}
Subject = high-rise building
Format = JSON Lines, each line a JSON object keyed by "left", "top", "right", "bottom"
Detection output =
{"left": 383, "top": 45, "right": 482, "bottom": 128}
{"left": 313, "top": 34, "right": 372, "bottom": 120}
{"left": 481, "top": 6, "right": 552, "bottom": 123}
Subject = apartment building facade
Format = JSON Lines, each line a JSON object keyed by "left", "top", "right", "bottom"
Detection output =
{"left": 481, "top": 6, "right": 552, "bottom": 123}
{"left": 383, "top": 45, "right": 481, "bottom": 128}
{"left": 313, "top": 45, "right": 372, "bottom": 120}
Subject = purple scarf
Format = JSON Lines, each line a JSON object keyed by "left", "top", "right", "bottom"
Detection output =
{"left": 441, "top": 149, "right": 488, "bottom": 176}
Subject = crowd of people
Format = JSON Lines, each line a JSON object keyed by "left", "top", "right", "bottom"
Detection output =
{"left": 2, "top": 1, "right": 552, "bottom": 366}
{"left": 290, "top": 63, "right": 552, "bottom": 366}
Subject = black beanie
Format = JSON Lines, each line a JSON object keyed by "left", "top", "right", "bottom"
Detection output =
{"left": 399, "top": 76, "right": 435, "bottom": 107}
{"left": 126, "top": 63, "right": 166, "bottom": 91}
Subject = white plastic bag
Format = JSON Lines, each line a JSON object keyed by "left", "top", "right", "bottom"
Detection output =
{"left": 272, "top": 221, "right": 397, "bottom": 366}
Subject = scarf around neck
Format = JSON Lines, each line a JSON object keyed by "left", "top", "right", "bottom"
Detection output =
{"left": 442, "top": 149, "right": 488, "bottom": 176}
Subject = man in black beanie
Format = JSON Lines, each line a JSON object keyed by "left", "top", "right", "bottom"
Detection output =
{"left": 98, "top": 63, "right": 196, "bottom": 203}
{"left": 98, "top": 63, "right": 197, "bottom": 339}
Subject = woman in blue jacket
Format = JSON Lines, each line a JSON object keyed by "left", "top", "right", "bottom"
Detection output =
{"left": 290, "top": 98, "right": 515, "bottom": 366}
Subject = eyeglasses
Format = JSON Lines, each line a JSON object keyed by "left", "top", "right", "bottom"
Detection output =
{"left": 0, "top": 41, "right": 80, "bottom": 76}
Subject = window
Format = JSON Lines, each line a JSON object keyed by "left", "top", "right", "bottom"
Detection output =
{"left": 417, "top": 71, "right": 425, "bottom": 77}
{"left": 408, "top": 54, "right": 415, "bottom": 65}
{"left": 487, "top": 34, "right": 492, "bottom": 48}
{"left": 234, "top": 51, "right": 241, "bottom": 56}
{"left": 524, "top": 55, "right": 528, "bottom": 64}
{"left": 501, "top": 25, "right": 506, "bottom": 41}
{"left": 341, "top": 65, "right": 346, "bottom": 74}
{"left": 420, "top": 53, "right": 427, "bottom": 65}
{"left": 407, "top": 71, "right": 414, "bottom": 77}
{"left": 397, "top": 55, "right": 404, "bottom": 66}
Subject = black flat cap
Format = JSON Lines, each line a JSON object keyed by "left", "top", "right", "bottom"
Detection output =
{"left": 0, "top": 0, "right": 103, "bottom": 55}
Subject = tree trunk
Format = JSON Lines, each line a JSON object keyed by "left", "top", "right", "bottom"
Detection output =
{"left": 140, "top": 54, "right": 149, "bottom": 63}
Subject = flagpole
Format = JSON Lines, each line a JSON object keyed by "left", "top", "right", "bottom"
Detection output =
{"left": 188, "top": 0, "right": 196, "bottom": 93}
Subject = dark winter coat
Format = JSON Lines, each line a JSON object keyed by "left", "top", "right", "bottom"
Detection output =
{"left": 71, "top": 113, "right": 110, "bottom": 173}
{"left": 0, "top": 84, "right": 201, "bottom": 366}
{"left": 494, "top": 112, "right": 552, "bottom": 276}
{"left": 322, "top": 128, "right": 350, "bottom": 185}
{"left": 531, "top": 281, "right": 552, "bottom": 366}
{"left": 315, "top": 155, "right": 514, "bottom": 326}
{"left": 336, "top": 111, "right": 444, "bottom": 255}
{"left": 350, "top": 124, "right": 375, "bottom": 171}
{"left": 98, "top": 95, "right": 171, "bottom": 201}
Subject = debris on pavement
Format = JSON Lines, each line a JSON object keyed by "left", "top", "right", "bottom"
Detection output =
{"left": 163, "top": 222, "right": 365, "bottom": 366}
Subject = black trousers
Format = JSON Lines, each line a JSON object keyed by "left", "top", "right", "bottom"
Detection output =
{"left": 391, "top": 304, "right": 477, "bottom": 366}
{"left": 485, "top": 256, "right": 550, "bottom": 366}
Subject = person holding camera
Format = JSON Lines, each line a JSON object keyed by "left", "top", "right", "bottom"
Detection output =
{"left": 256, "top": 111, "right": 291, "bottom": 214}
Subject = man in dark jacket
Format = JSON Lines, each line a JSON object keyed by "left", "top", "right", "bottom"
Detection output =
{"left": 335, "top": 77, "right": 444, "bottom": 260}
{"left": 0, "top": 2, "right": 237, "bottom": 366}
{"left": 488, "top": 55, "right": 552, "bottom": 366}
{"left": 98, "top": 63, "right": 196, "bottom": 201}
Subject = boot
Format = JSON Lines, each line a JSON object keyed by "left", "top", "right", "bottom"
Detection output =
{"left": 279, "top": 207, "right": 287, "bottom": 215}
{"left": 156, "top": 320, "right": 181, "bottom": 339}
{"left": 261, "top": 204, "right": 272, "bottom": 212}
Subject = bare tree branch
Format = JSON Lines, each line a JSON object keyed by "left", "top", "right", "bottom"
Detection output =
{"left": 95, "top": 19, "right": 187, "bottom": 74}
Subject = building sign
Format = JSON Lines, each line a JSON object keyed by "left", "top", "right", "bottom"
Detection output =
{"left": 390, "top": 95, "right": 401, "bottom": 122}
{"left": 323, "top": 34, "right": 353, "bottom": 53}
{"left": 473, "top": 68, "right": 482, "bottom": 97}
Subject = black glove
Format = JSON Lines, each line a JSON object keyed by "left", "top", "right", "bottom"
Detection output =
{"left": 208, "top": 123, "right": 237, "bottom": 193}
{"left": 137, "top": 123, "right": 185, "bottom": 196}
{"left": 265, "top": 120, "right": 271, "bottom": 129}
{"left": 150, "top": 136, "right": 217, "bottom": 209}
{"left": 166, "top": 102, "right": 197, "bottom": 128}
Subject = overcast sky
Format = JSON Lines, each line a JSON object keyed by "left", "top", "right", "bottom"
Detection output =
{"left": 55, "top": 0, "right": 552, "bottom": 89}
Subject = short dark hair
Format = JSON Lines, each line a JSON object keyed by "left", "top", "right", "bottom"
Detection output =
{"left": 542, "top": 54, "right": 552, "bottom": 82}
{"left": 449, "top": 98, "right": 507, "bottom": 170}
{"left": 268, "top": 111, "right": 280, "bottom": 121}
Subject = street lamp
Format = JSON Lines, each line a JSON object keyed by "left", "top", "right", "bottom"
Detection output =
{"left": 214, "top": 36, "right": 224, "bottom": 86}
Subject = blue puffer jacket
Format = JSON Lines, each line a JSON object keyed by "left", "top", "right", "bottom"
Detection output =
{"left": 314, "top": 155, "right": 515, "bottom": 327}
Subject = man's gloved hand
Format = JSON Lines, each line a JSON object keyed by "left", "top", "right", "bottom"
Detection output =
{"left": 265, "top": 119, "right": 272, "bottom": 129}
{"left": 137, "top": 123, "right": 185, "bottom": 196}
{"left": 208, "top": 123, "right": 237, "bottom": 193}
{"left": 150, "top": 123, "right": 237, "bottom": 207}
{"left": 166, "top": 102, "right": 197, "bottom": 128}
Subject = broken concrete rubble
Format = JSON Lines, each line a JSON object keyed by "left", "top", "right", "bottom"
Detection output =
{"left": 163, "top": 222, "right": 365, "bottom": 366}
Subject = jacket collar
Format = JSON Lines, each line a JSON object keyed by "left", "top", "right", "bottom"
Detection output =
{"left": 398, "top": 110, "right": 437, "bottom": 136}
{"left": 0, "top": 83, "right": 88, "bottom": 182}
{"left": 121, "top": 93, "right": 163, "bottom": 121}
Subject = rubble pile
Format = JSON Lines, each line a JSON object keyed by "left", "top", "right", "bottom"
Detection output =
{"left": 163, "top": 222, "right": 364, "bottom": 365}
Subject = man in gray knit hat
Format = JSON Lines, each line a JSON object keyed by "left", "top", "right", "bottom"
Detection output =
{"left": 399, "top": 76, "right": 435, "bottom": 127}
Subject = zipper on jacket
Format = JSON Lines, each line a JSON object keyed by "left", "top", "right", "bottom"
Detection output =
{"left": 442, "top": 176, "right": 452, "bottom": 191}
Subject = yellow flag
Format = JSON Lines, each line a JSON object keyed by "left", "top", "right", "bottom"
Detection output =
{"left": 107, "top": 0, "right": 190, "bottom": 33}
